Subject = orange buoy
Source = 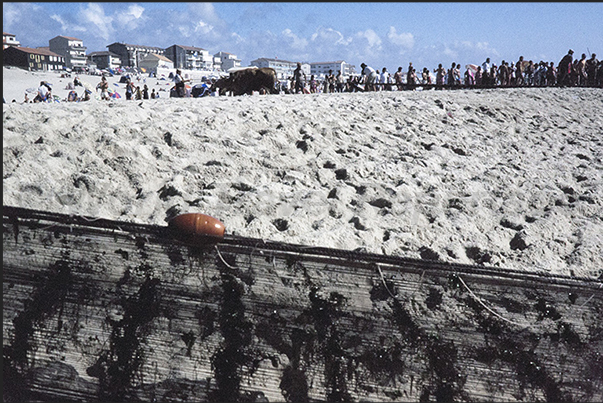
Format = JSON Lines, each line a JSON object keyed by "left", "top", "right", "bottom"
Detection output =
{"left": 169, "top": 213, "right": 225, "bottom": 241}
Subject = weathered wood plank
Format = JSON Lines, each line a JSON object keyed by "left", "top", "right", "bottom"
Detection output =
{"left": 3, "top": 206, "right": 602, "bottom": 402}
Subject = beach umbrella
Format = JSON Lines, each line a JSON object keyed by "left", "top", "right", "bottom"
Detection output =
{"left": 80, "top": 80, "right": 96, "bottom": 94}
{"left": 111, "top": 91, "right": 121, "bottom": 99}
{"left": 113, "top": 83, "right": 120, "bottom": 87}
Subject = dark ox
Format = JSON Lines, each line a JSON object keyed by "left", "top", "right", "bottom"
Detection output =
{"left": 213, "top": 67, "right": 278, "bottom": 96}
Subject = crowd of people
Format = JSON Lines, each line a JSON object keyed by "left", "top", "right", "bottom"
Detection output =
{"left": 9, "top": 48, "right": 600, "bottom": 103}
{"left": 284, "top": 49, "right": 602, "bottom": 94}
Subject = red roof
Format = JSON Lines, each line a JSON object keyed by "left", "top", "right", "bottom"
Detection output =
{"left": 7, "top": 46, "right": 62, "bottom": 57}
{"left": 53, "top": 35, "right": 82, "bottom": 41}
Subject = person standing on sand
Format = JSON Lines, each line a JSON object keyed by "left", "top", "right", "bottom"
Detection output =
{"left": 434, "top": 64, "right": 446, "bottom": 88}
{"left": 481, "top": 58, "right": 491, "bottom": 86}
{"left": 394, "top": 67, "right": 404, "bottom": 90}
{"left": 380, "top": 67, "right": 390, "bottom": 91}
{"left": 585, "top": 53, "right": 599, "bottom": 87}
{"left": 336, "top": 70, "right": 345, "bottom": 92}
{"left": 125, "top": 80, "right": 133, "bottom": 100}
{"left": 516, "top": 56, "right": 525, "bottom": 86}
{"left": 97, "top": 76, "right": 109, "bottom": 100}
{"left": 577, "top": 53, "right": 588, "bottom": 86}
{"left": 174, "top": 69, "right": 187, "bottom": 97}
{"left": 293, "top": 62, "right": 306, "bottom": 94}
{"left": 557, "top": 49, "right": 574, "bottom": 86}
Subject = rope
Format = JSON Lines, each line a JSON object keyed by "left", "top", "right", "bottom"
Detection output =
{"left": 457, "top": 275, "right": 528, "bottom": 328}
{"left": 214, "top": 245, "right": 237, "bottom": 269}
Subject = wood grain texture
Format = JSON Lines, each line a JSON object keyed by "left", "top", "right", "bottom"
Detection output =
{"left": 3, "top": 206, "right": 602, "bottom": 402}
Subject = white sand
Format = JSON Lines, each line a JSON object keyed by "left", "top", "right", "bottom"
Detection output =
{"left": 4, "top": 66, "right": 603, "bottom": 279}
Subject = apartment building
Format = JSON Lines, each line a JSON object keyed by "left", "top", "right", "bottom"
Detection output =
{"left": 310, "top": 61, "right": 356, "bottom": 79}
{"left": 49, "top": 35, "right": 87, "bottom": 69}
{"left": 87, "top": 51, "right": 122, "bottom": 71}
{"left": 214, "top": 51, "right": 241, "bottom": 72}
{"left": 107, "top": 42, "right": 164, "bottom": 69}
{"left": 164, "top": 45, "right": 213, "bottom": 70}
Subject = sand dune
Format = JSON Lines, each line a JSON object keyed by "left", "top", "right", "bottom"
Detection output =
{"left": 3, "top": 66, "right": 603, "bottom": 279}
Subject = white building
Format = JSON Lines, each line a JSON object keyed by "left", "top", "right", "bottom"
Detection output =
{"left": 214, "top": 51, "right": 241, "bottom": 72}
{"left": 250, "top": 57, "right": 310, "bottom": 81}
{"left": 310, "top": 61, "right": 356, "bottom": 79}
{"left": 139, "top": 53, "right": 174, "bottom": 74}
{"left": 3, "top": 32, "right": 20, "bottom": 49}
{"left": 49, "top": 35, "right": 87, "bottom": 69}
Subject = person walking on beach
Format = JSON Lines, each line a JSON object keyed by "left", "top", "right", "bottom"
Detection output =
{"left": 293, "top": 62, "right": 306, "bottom": 94}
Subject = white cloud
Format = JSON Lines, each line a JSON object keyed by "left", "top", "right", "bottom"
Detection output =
{"left": 194, "top": 20, "right": 215, "bottom": 35}
{"left": 310, "top": 27, "right": 352, "bottom": 46}
{"left": 50, "top": 14, "right": 68, "bottom": 32}
{"left": 230, "top": 32, "right": 245, "bottom": 44}
{"left": 356, "top": 29, "right": 382, "bottom": 48}
{"left": 282, "top": 28, "right": 308, "bottom": 51}
{"left": 387, "top": 27, "right": 414, "bottom": 49}
{"left": 116, "top": 4, "right": 146, "bottom": 28}
{"left": 80, "top": 3, "right": 114, "bottom": 42}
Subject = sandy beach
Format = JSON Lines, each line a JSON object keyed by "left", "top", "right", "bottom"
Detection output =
{"left": 3, "top": 66, "right": 603, "bottom": 279}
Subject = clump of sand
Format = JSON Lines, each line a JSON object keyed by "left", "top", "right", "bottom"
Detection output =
{"left": 3, "top": 66, "right": 603, "bottom": 279}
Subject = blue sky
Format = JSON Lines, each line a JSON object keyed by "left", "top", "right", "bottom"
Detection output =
{"left": 4, "top": 2, "right": 603, "bottom": 70}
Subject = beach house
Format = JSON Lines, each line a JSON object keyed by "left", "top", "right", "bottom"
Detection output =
{"left": 138, "top": 53, "right": 174, "bottom": 75}
{"left": 3, "top": 46, "right": 65, "bottom": 71}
